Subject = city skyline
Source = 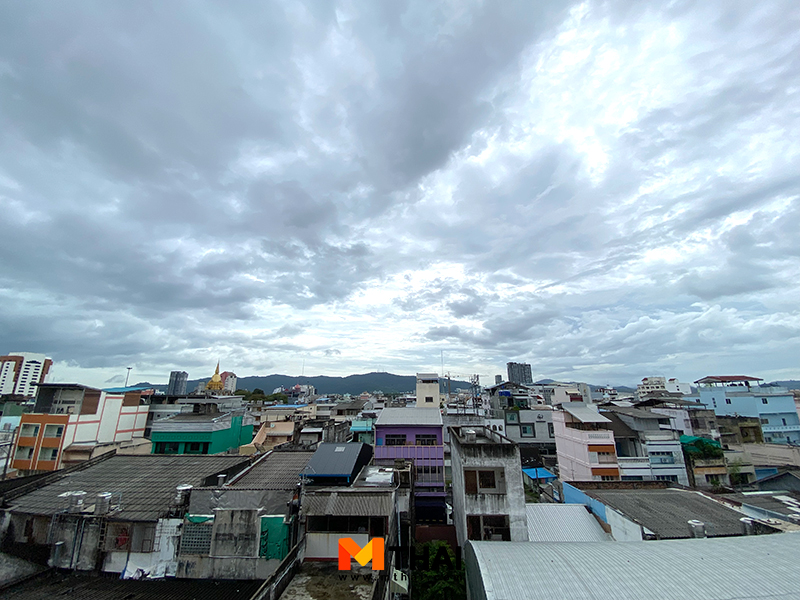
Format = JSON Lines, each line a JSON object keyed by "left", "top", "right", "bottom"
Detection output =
{"left": 2, "top": 2, "right": 799, "bottom": 388}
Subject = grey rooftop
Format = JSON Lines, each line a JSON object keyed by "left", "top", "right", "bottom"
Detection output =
{"left": 6, "top": 454, "right": 251, "bottom": 521}
{"left": 375, "top": 407, "right": 443, "bottom": 426}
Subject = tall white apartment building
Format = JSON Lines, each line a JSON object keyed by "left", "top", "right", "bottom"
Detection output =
{"left": 221, "top": 371, "right": 238, "bottom": 393}
{"left": 637, "top": 376, "right": 692, "bottom": 398}
{"left": 0, "top": 352, "right": 53, "bottom": 397}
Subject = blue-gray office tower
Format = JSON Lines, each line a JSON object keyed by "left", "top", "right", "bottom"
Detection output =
{"left": 167, "top": 370, "right": 188, "bottom": 395}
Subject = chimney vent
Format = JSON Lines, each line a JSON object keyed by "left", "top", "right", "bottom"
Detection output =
{"left": 688, "top": 520, "right": 706, "bottom": 538}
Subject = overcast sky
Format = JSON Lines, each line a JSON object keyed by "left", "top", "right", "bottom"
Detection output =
{"left": 2, "top": 1, "right": 799, "bottom": 388}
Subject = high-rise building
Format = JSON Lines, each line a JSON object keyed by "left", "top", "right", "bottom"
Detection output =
{"left": 221, "top": 371, "right": 237, "bottom": 393}
{"left": 0, "top": 352, "right": 53, "bottom": 398}
{"left": 167, "top": 371, "right": 188, "bottom": 395}
{"left": 506, "top": 362, "right": 533, "bottom": 385}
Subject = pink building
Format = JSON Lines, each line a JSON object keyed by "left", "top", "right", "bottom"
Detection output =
{"left": 553, "top": 403, "right": 619, "bottom": 482}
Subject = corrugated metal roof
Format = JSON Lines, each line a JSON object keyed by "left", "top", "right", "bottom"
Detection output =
{"left": 584, "top": 488, "right": 745, "bottom": 539}
{"left": 604, "top": 406, "right": 669, "bottom": 420}
{"left": 231, "top": 451, "right": 313, "bottom": 488}
{"left": 2, "top": 570, "right": 263, "bottom": 600}
{"left": 302, "top": 443, "right": 371, "bottom": 477}
{"left": 525, "top": 504, "right": 612, "bottom": 542}
{"left": 7, "top": 455, "right": 250, "bottom": 521}
{"left": 561, "top": 403, "right": 611, "bottom": 423}
{"left": 468, "top": 535, "right": 800, "bottom": 600}
{"left": 303, "top": 490, "right": 394, "bottom": 516}
{"left": 375, "top": 407, "right": 442, "bottom": 426}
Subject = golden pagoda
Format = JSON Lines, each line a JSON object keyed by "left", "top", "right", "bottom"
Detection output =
{"left": 206, "top": 361, "right": 224, "bottom": 391}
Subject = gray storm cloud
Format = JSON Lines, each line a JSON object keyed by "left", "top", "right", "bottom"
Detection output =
{"left": 1, "top": 0, "right": 798, "bottom": 385}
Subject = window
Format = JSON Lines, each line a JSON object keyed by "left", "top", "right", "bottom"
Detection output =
{"left": 415, "top": 434, "right": 437, "bottom": 445}
{"left": 520, "top": 425, "right": 535, "bottom": 438}
{"left": 43, "top": 424, "right": 64, "bottom": 438}
{"left": 14, "top": 446, "right": 34, "bottom": 460}
{"left": 600, "top": 475, "right": 616, "bottom": 481}
{"left": 548, "top": 423, "right": 554, "bottom": 438}
{"left": 385, "top": 434, "right": 407, "bottom": 446}
{"left": 467, "top": 515, "right": 510, "bottom": 541}
{"left": 185, "top": 442, "right": 209, "bottom": 454}
{"left": 478, "top": 470, "right": 496, "bottom": 489}
{"left": 154, "top": 441, "right": 180, "bottom": 454}
{"left": 655, "top": 475, "right": 678, "bottom": 482}
{"left": 464, "top": 470, "right": 477, "bottom": 494}
{"left": 20, "top": 424, "right": 40, "bottom": 437}
{"left": 38, "top": 448, "right": 58, "bottom": 461}
{"left": 761, "top": 418, "right": 769, "bottom": 425}
{"left": 425, "top": 396, "right": 434, "bottom": 403}
{"left": 464, "top": 468, "right": 502, "bottom": 493}
{"left": 505, "top": 412, "right": 518, "bottom": 423}
{"left": 782, "top": 418, "right": 787, "bottom": 426}
{"left": 725, "top": 399, "right": 731, "bottom": 404}
{"left": 762, "top": 398, "right": 768, "bottom": 404}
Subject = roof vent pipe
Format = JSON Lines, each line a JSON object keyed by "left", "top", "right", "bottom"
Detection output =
{"left": 740, "top": 517, "right": 755, "bottom": 535}
{"left": 688, "top": 520, "right": 706, "bottom": 538}
{"left": 217, "top": 474, "right": 227, "bottom": 487}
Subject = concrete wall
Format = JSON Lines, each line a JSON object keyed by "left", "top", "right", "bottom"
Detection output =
{"left": 210, "top": 509, "right": 260, "bottom": 558}
{"left": 732, "top": 443, "right": 800, "bottom": 468}
{"left": 451, "top": 434, "right": 528, "bottom": 545}
{"left": 605, "top": 508, "right": 644, "bottom": 541}
{"left": 306, "top": 532, "right": 369, "bottom": 561}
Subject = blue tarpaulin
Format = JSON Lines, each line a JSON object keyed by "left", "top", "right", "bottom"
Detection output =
{"left": 522, "top": 467, "right": 557, "bottom": 481}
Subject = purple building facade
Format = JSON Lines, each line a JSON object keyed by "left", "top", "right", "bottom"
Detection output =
{"left": 374, "top": 408, "right": 446, "bottom": 523}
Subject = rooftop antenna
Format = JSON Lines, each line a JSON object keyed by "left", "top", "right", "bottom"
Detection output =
{"left": 125, "top": 367, "right": 132, "bottom": 387}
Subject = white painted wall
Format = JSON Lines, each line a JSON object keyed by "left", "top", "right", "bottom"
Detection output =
{"left": 605, "top": 508, "right": 643, "bottom": 541}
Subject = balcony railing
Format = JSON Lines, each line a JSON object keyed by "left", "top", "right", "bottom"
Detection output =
{"left": 594, "top": 455, "right": 617, "bottom": 464}
{"left": 374, "top": 445, "right": 444, "bottom": 462}
{"left": 561, "top": 428, "right": 614, "bottom": 443}
{"left": 761, "top": 424, "right": 800, "bottom": 433}
{"left": 650, "top": 456, "right": 676, "bottom": 464}
{"left": 617, "top": 457, "right": 650, "bottom": 466}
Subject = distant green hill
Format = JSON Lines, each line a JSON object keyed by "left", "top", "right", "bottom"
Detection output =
{"left": 142, "top": 372, "right": 472, "bottom": 396}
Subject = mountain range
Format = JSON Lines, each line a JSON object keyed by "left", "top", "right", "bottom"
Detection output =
{"left": 136, "top": 374, "right": 800, "bottom": 397}
{"left": 139, "top": 372, "right": 472, "bottom": 396}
